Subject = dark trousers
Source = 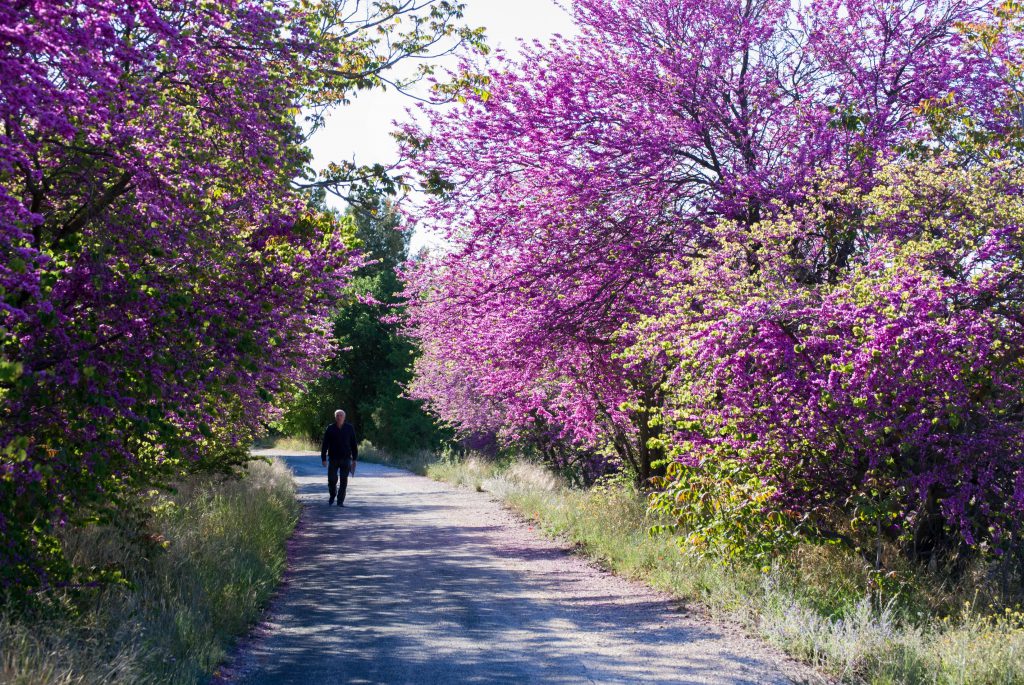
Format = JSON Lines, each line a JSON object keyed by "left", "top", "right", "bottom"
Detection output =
{"left": 328, "top": 460, "right": 351, "bottom": 503}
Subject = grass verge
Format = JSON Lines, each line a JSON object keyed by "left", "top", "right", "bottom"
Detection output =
{"left": 254, "top": 434, "right": 318, "bottom": 452}
{"left": 427, "top": 455, "right": 1024, "bottom": 685}
{"left": 0, "top": 458, "right": 299, "bottom": 685}
{"left": 358, "top": 443, "right": 440, "bottom": 476}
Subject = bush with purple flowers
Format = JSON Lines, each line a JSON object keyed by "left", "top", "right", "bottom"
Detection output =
{"left": 401, "top": 0, "right": 1024, "bottom": 567}
{"left": 0, "top": 0, "right": 483, "bottom": 598}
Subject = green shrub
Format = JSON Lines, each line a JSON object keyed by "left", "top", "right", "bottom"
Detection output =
{"left": 649, "top": 459, "right": 805, "bottom": 567}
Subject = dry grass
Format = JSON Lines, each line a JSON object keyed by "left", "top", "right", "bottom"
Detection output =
{"left": 359, "top": 443, "right": 438, "bottom": 475}
{"left": 426, "top": 455, "right": 503, "bottom": 491}
{"left": 257, "top": 435, "right": 319, "bottom": 452}
{"left": 0, "top": 459, "right": 299, "bottom": 685}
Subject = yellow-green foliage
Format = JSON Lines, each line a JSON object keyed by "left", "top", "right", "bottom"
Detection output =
{"left": 0, "top": 459, "right": 299, "bottom": 685}
{"left": 650, "top": 459, "right": 803, "bottom": 567}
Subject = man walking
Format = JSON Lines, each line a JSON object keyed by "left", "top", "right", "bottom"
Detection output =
{"left": 321, "top": 409, "right": 358, "bottom": 506}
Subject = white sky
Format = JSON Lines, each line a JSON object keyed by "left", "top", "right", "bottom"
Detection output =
{"left": 306, "top": 0, "right": 578, "bottom": 251}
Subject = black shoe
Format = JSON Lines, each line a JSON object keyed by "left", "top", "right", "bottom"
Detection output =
{"left": 329, "top": 498, "right": 335, "bottom": 505}
{"left": 337, "top": 501, "right": 344, "bottom": 507}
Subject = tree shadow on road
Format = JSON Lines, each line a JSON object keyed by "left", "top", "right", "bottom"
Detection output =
{"left": 225, "top": 455, "right": 796, "bottom": 685}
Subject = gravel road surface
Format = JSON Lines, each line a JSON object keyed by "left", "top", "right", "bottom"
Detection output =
{"left": 216, "top": 450, "right": 819, "bottom": 685}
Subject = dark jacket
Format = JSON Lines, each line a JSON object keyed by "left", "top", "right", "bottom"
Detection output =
{"left": 321, "top": 422, "right": 358, "bottom": 462}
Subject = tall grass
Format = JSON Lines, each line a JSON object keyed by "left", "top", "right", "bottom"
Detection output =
{"left": 0, "top": 458, "right": 299, "bottom": 685}
{"left": 255, "top": 434, "right": 319, "bottom": 452}
{"left": 359, "top": 442, "right": 447, "bottom": 476}
{"left": 430, "top": 455, "right": 1024, "bottom": 685}
{"left": 426, "top": 454, "right": 504, "bottom": 489}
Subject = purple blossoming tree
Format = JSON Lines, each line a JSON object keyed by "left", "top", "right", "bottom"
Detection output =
{"left": 0, "top": 0, "right": 482, "bottom": 594}
{"left": 401, "top": 0, "right": 1022, "bottom": 559}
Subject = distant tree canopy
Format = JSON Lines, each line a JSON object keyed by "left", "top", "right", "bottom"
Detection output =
{"left": 279, "top": 203, "right": 448, "bottom": 454}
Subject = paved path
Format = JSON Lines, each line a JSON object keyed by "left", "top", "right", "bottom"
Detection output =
{"left": 217, "top": 450, "right": 818, "bottom": 685}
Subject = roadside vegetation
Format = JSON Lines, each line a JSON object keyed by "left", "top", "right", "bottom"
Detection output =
{"left": 358, "top": 444, "right": 438, "bottom": 476}
{"left": 0, "top": 459, "right": 298, "bottom": 685}
{"left": 1, "top": 0, "right": 479, "bottom": 678}
{"left": 421, "top": 453, "right": 1024, "bottom": 685}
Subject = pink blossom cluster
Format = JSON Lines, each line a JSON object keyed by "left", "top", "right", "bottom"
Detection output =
{"left": 1, "top": 1, "right": 354, "bottom": 589}
{"left": 401, "top": 0, "right": 1024, "bottom": 554}
{"left": 641, "top": 160, "right": 1024, "bottom": 553}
